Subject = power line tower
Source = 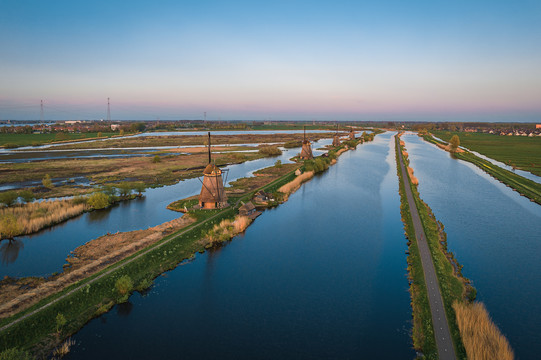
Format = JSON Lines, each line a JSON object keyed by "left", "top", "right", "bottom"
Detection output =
{"left": 40, "top": 100, "right": 44, "bottom": 123}
{"left": 106, "top": 98, "right": 111, "bottom": 121}
{"left": 204, "top": 111, "right": 207, "bottom": 122}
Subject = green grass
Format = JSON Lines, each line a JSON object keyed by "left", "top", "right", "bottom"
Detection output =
{"left": 423, "top": 134, "right": 541, "bottom": 205}
{"left": 431, "top": 130, "right": 541, "bottom": 176}
{"left": 0, "top": 132, "right": 117, "bottom": 147}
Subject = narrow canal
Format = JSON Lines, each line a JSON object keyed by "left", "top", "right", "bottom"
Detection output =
{"left": 402, "top": 133, "right": 541, "bottom": 360}
{"left": 65, "top": 132, "right": 415, "bottom": 359}
{"left": 0, "top": 139, "right": 331, "bottom": 278}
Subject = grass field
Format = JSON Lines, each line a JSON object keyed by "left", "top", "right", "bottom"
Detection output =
{"left": 431, "top": 131, "right": 541, "bottom": 176}
{"left": 0, "top": 132, "right": 117, "bottom": 148}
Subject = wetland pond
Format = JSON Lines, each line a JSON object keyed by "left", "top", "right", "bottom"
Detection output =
{"left": 66, "top": 131, "right": 415, "bottom": 359}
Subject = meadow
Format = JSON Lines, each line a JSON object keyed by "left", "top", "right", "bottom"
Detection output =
{"left": 431, "top": 131, "right": 541, "bottom": 176}
{"left": 0, "top": 132, "right": 117, "bottom": 148}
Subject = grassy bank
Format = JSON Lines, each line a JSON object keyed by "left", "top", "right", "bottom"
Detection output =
{"left": 431, "top": 130, "right": 541, "bottom": 176}
{"left": 397, "top": 134, "right": 471, "bottom": 359}
{"left": 423, "top": 134, "right": 541, "bottom": 205}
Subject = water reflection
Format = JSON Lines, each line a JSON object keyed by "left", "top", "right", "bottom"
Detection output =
{"left": 0, "top": 239, "right": 23, "bottom": 265}
{"left": 116, "top": 301, "right": 134, "bottom": 317}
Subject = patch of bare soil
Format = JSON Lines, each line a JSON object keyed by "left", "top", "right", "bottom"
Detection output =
{"left": 0, "top": 215, "right": 195, "bottom": 319}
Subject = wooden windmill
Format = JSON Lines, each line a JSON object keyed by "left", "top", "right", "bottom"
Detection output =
{"left": 198, "top": 132, "right": 228, "bottom": 209}
{"left": 332, "top": 124, "right": 341, "bottom": 147}
{"left": 299, "top": 126, "right": 313, "bottom": 160}
{"left": 349, "top": 128, "right": 356, "bottom": 140}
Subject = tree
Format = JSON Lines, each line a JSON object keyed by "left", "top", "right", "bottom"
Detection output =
{"left": 130, "top": 122, "right": 146, "bottom": 132}
{"left": 55, "top": 313, "right": 66, "bottom": 333}
{"left": 0, "top": 214, "right": 21, "bottom": 239}
{"left": 152, "top": 155, "right": 161, "bottom": 163}
{"left": 115, "top": 275, "right": 133, "bottom": 302}
{"left": 18, "top": 190, "right": 35, "bottom": 204}
{"left": 87, "top": 192, "right": 110, "bottom": 209}
{"left": 449, "top": 135, "right": 460, "bottom": 151}
{"left": 117, "top": 182, "right": 133, "bottom": 198}
{"left": 42, "top": 174, "right": 54, "bottom": 189}
{"left": 0, "top": 191, "right": 19, "bottom": 207}
{"left": 133, "top": 182, "right": 146, "bottom": 196}
{"left": 274, "top": 159, "right": 282, "bottom": 168}
{"left": 97, "top": 132, "right": 103, "bottom": 138}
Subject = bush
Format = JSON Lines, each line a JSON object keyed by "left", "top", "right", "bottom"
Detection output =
{"left": 18, "top": 190, "right": 35, "bottom": 204}
{"left": 152, "top": 155, "right": 161, "bottom": 163}
{"left": 0, "top": 214, "right": 21, "bottom": 239}
{"left": 259, "top": 146, "right": 282, "bottom": 156}
{"left": 72, "top": 195, "right": 87, "bottom": 205}
{"left": 0, "top": 191, "right": 19, "bottom": 207}
{"left": 42, "top": 174, "right": 54, "bottom": 189}
{"left": 87, "top": 192, "right": 110, "bottom": 209}
{"left": 115, "top": 275, "right": 133, "bottom": 302}
{"left": 55, "top": 312, "right": 66, "bottom": 333}
{"left": 3, "top": 143, "right": 19, "bottom": 149}
{"left": 275, "top": 160, "right": 282, "bottom": 168}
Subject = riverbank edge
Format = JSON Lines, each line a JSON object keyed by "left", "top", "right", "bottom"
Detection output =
{"left": 395, "top": 134, "right": 469, "bottom": 359}
{"left": 0, "top": 136, "right": 365, "bottom": 357}
{"left": 421, "top": 133, "right": 541, "bottom": 205}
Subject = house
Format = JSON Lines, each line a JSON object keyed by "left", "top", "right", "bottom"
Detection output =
{"left": 239, "top": 202, "right": 256, "bottom": 216}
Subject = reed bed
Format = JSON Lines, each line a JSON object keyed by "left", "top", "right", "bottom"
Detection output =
{"left": 278, "top": 171, "right": 314, "bottom": 195}
{"left": 0, "top": 200, "right": 87, "bottom": 239}
{"left": 407, "top": 167, "right": 419, "bottom": 185}
{"left": 453, "top": 301, "right": 514, "bottom": 360}
{"left": 205, "top": 215, "right": 252, "bottom": 246}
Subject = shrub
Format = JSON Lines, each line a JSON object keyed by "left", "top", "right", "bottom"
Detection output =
{"left": 152, "top": 155, "right": 161, "bottom": 163}
{"left": 97, "top": 132, "right": 102, "bottom": 137}
{"left": 18, "top": 190, "right": 35, "bottom": 204}
{"left": 87, "top": 192, "right": 110, "bottom": 209}
{"left": 259, "top": 145, "right": 282, "bottom": 156}
{"left": 115, "top": 275, "right": 133, "bottom": 302}
{"left": 3, "top": 143, "right": 19, "bottom": 149}
{"left": 0, "top": 191, "right": 18, "bottom": 207}
{"left": 42, "top": 174, "right": 54, "bottom": 189}
{"left": 275, "top": 160, "right": 282, "bottom": 168}
{"left": 72, "top": 195, "right": 87, "bottom": 205}
{"left": 0, "top": 214, "right": 21, "bottom": 239}
{"left": 56, "top": 312, "right": 66, "bottom": 333}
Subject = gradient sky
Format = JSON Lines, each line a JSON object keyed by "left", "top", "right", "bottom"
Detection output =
{"left": 1, "top": 0, "right": 540, "bottom": 121}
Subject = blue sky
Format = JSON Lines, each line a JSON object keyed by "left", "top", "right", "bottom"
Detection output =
{"left": 1, "top": 0, "right": 540, "bottom": 121}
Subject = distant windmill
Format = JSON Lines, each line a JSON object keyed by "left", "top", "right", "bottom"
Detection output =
{"left": 198, "top": 132, "right": 229, "bottom": 209}
{"left": 349, "top": 127, "right": 356, "bottom": 140}
{"left": 332, "top": 123, "right": 341, "bottom": 147}
{"left": 299, "top": 126, "right": 313, "bottom": 160}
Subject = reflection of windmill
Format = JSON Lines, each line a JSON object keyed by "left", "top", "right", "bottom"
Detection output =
{"left": 332, "top": 123, "right": 341, "bottom": 147}
{"left": 299, "top": 126, "right": 313, "bottom": 160}
{"left": 0, "top": 239, "right": 23, "bottom": 265}
{"left": 198, "top": 132, "right": 229, "bottom": 209}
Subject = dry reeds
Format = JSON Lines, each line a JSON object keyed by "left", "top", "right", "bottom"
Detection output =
{"left": 278, "top": 171, "right": 314, "bottom": 195}
{"left": 0, "top": 199, "right": 87, "bottom": 239}
{"left": 453, "top": 301, "right": 514, "bottom": 360}
{"left": 52, "top": 337, "right": 75, "bottom": 358}
{"left": 205, "top": 215, "right": 252, "bottom": 246}
{"left": 407, "top": 167, "right": 419, "bottom": 185}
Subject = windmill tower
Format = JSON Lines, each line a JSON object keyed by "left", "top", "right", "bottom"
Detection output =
{"left": 299, "top": 126, "right": 313, "bottom": 160}
{"left": 349, "top": 128, "right": 356, "bottom": 140}
{"left": 332, "top": 124, "right": 340, "bottom": 147}
{"left": 198, "top": 132, "right": 228, "bottom": 209}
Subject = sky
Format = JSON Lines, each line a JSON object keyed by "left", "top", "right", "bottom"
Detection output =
{"left": 1, "top": 0, "right": 540, "bottom": 122}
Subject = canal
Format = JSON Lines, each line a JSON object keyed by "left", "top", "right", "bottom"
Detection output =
{"left": 403, "top": 133, "right": 541, "bottom": 360}
{"left": 65, "top": 132, "right": 415, "bottom": 359}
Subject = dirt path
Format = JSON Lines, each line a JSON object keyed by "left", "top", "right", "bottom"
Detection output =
{"left": 396, "top": 135, "right": 457, "bottom": 360}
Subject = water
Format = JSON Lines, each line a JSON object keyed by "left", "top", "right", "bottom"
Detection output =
{"left": 0, "top": 139, "right": 331, "bottom": 278}
{"left": 66, "top": 131, "right": 415, "bottom": 359}
{"left": 402, "top": 133, "right": 541, "bottom": 359}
